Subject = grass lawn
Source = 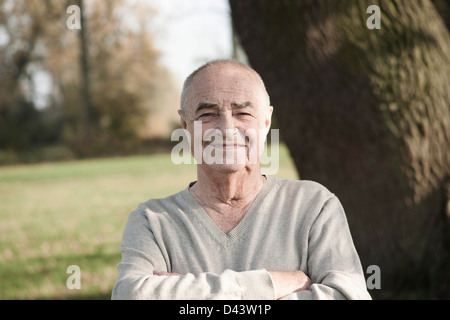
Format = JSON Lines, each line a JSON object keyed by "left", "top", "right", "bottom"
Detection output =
{"left": 0, "top": 144, "right": 298, "bottom": 299}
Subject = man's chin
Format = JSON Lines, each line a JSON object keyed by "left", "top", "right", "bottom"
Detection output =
{"left": 202, "top": 162, "right": 249, "bottom": 173}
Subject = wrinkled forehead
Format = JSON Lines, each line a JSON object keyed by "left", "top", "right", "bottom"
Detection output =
{"left": 185, "top": 66, "right": 268, "bottom": 113}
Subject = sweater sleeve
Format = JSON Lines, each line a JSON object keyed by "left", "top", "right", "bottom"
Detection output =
{"left": 111, "top": 206, "right": 275, "bottom": 300}
{"left": 282, "top": 195, "right": 371, "bottom": 300}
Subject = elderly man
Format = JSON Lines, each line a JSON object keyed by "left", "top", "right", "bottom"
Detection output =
{"left": 111, "top": 59, "right": 371, "bottom": 300}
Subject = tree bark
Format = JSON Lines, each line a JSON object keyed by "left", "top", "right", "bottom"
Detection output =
{"left": 230, "top": 0, "right": 450, "bottom": 298}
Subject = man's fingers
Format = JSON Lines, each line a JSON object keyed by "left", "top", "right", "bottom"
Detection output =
{"left": 269, "top": 270, "right": 312, "bottom": 299}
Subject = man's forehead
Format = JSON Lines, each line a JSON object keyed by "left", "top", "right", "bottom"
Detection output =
{"left": 194, "top": 101, "right": 254, "bottom": 112}
{"left": 181, "top": 62, "right": 270, "bottom": 117}
{"left": 189, "top": 68, "right": 261, "bottom": 98}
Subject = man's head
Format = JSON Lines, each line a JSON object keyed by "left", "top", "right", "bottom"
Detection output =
{"left": 179, "top": 59, "right": 270, "bottom": 117}
{"left": 178, "top": 59, "right": 273, "bottom": 173}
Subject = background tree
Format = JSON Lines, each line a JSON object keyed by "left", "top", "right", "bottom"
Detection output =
{"left": 47, "top": 0, "right": 177, "bottom": 155}
{"left": 230, "top": 0, "right": 450, "bottom": 298}
{"left": 0, "top": 1, "right": 63, "bottom": 152}
{"left": 75, "top": 0, "right": 94, "bottom": 132}
{"left": 0, "top": 0, "right": 177, "bottom": 160}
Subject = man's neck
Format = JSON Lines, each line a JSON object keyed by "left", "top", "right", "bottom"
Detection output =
{"left": 191, "top": 165, "right": 265, "bottom": 206}
{"left": 189, "top": 165, "right": 266, "bottom": 234}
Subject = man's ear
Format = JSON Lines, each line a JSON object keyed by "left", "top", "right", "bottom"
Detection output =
{"left": 265, "top": 106, "right": 274, "bottom": 133}
{"left": 178, "top": 109, "right": 187, "bottom": 129}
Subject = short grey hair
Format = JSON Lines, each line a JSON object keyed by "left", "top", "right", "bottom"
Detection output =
{"left": 179, "top": 59, "right": 270, "bottom": 117}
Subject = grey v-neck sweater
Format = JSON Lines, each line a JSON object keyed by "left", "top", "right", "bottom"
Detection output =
{"left": 112, "top": 176, "right": 371, "bottom": 300}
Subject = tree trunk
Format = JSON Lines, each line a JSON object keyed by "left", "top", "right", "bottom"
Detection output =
{"left": 230, "top": 0, "right": 450, "bottom": 298}
{"left": 76, "top": 0, "right": 94, "bottom": 129}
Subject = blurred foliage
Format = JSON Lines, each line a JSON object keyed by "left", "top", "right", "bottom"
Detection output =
{"left": 0, "top": 0, "right": 178, "bottom": 163}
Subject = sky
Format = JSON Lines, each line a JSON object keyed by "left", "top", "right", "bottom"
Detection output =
{"left": 147, "top": 0, "right": 234, "bottom": 86}
{"left": 25, "top": 0, "right": 235, "bottom": 109}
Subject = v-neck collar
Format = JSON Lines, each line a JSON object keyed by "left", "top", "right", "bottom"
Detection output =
{"left": 181, "top": 175, "right": 276, "bottom": 247}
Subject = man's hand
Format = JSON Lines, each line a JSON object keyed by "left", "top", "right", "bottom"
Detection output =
{"left": 269, "top": 270, "right": 312, "bottom": 299}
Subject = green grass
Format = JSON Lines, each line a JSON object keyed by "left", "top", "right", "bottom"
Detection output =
{"left": 0, "top": 144, "right": 298, "bottom": 299}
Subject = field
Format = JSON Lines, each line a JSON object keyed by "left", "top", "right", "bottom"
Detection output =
{"left": 0, "top": 144, "right": 298, "bottom": 299}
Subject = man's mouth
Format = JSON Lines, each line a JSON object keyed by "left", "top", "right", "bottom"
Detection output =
{"left": 209, "top": 143, "right": 247, "bottom": 149}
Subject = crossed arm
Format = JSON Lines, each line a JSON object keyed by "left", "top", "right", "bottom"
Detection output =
{"left": 152, "top": 270, "right": 312, "bottom": 300}
{"left": 111, "top": 196, "right": 371, "bottom": 300}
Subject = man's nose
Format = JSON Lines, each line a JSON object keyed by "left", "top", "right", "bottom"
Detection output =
{"left": 218, "top": 112, "right": 235, "bottom": 135}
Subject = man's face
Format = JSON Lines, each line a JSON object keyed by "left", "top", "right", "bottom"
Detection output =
{"left": 180, "top": 66, "right": 273, "bottom": 173}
